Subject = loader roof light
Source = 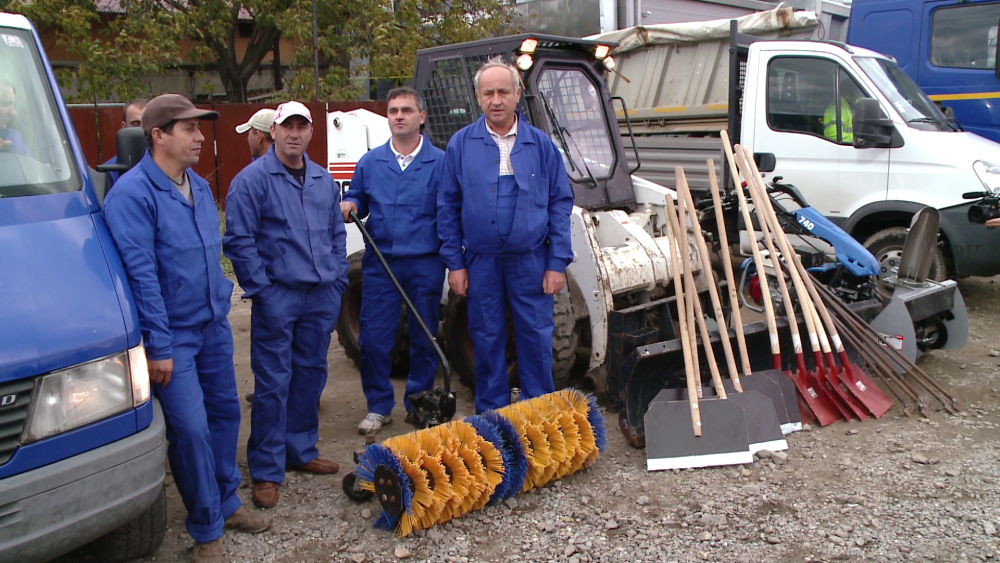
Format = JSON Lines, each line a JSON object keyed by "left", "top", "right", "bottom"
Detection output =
{"left": 520, "top": 38, "right": 538, "bottom": 54}
{"left": 516, "top": 53, "right": 534, "bottom": 71}
{"left": 595, "top": 44, "right": 611, "bottom": 59}
{"left": 603, "top": 56, "right": 616, "bottom": 71}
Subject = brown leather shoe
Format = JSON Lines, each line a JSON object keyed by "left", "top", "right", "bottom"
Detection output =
{"left": 225, "top": 506, "right": 272, "bottom": 534}
{"left": 192, "top": 538, "right": 224, "bottom": 563}
{"left": 286, "top": 457, "right": 340, "bottom": 475}
{"left": 251, "top": 482, "right": 279, "bottom": 509}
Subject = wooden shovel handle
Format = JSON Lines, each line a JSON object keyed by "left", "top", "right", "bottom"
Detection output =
{"left": 677, "top": 167, "right": 740, "bottom": 393}
{"left": 720, "top": 131, "right": 781, "bottom": 365}
{"left": 664, "top": 194, "right": 702, "bottom": 437}
{"left": 707, "top": 160, "right": 753, "bottom": 379}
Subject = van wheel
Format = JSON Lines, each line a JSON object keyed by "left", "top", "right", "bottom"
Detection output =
{"left": 336, "top": 252, "right": 410, "bottom": 379}
{"left": 864, "top": 227, "right": 946, "bottom": 303}
{"left": 443, "top": 291, "right": 577, "bottom": 392}
{"left": 90, "top": 485, "right": 166, "bottom": 562}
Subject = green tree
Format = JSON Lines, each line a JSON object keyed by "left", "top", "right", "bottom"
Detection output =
{"left": 9, "top": 0, "right": 182, "bottom": 102}
{"left": 280, "top": 0, "right": 518, "bottom": 101}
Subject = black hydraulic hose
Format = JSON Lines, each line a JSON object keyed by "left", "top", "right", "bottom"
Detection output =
{"left": 348, "top": 211, "right": 450, "bottom": 393}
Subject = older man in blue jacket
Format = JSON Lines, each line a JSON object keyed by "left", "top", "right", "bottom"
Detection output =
{"left": 438, "top": 57, "right": 575, "bottom": 414}
{"left": 104, "top": 94, "right": 270, "bottom": 563}
{"left": 224, "top": 101, "right": 348, "bottom": 510}
{"left": 341, "top": 87, "right": 445, "bottom": 434}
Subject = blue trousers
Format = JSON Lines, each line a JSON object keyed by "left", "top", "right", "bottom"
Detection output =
{"left": 359, "top": 254, "right": 445, "bottom": 415}
{"left": 466, "top": 244, "right": 555, "bottom": 413}
{"left": 247, "top": 282, "right": 342, "bottom": 484}
{"left": 155, "top": 319, "right": 242, "bottom": 544}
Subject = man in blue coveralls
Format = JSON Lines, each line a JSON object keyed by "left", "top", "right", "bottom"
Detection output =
{"left": 101, "top": 97, "right": 148, "bottom": 187}
{"left": 104, "top": 94, "right": 271, "bottom": 563}
{"left": 438, "top": 57, "right": 575, "bottom": 414}
{"left": 340, "top": 87, "right": 445, "bottom": 434}
{"left": 224, "top": 101, "right": 348, "bottom": 509}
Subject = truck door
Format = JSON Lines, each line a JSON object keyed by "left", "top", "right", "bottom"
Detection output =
{"left": 919, "top": 0, "right": 1000, "bottom": 143}
{"left": 749, "top": 54, "right": 890, "bottom": 222}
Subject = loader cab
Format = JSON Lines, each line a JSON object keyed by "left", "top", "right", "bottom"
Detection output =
{"left": 414, "top": 34, "right": 637, "bottom": 211}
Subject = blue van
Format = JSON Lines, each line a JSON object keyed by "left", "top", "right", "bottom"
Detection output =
{"left": 0, "top": 12, "right": 167, "bottom": 563}
{"left": 848, "top": 0, "right": 1000, "bottom": 143}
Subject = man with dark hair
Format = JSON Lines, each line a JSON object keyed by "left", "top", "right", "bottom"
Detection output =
{"left": 236, "top": 108, "right": 275, "bottom": 161}
{"left": 340, "top": 86, "right": 445, "bottom": 434}
{"left": 0, "top": 81, "right": 29, "bottom": 156}
{"left": 224, "top": 101, "right": 348, "bottom": 509}
{"left": 103, "top": 93, "right": 271, "bottom": 563}
{"left": 438, "top": 57, "right": 574, "bottom": 414}
{"left": 103, "top": 97, "right": 149, "bottom": 186}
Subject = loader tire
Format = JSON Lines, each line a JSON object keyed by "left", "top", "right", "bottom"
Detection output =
{"left": 444, "top": 291, "right": 577, "bottom": 392}
{"left": 91, "top": 485, "right": 166, "bottom": 562}
{"left": 864, "top": 227, "right": 946, "bottom": 304}
{"left": 336, "top": 251, "right": 410, "bottom": 379}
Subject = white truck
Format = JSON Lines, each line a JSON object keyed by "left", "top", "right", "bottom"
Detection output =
{"left": 597, "top": 7, "right": 1000, "bottom": 295}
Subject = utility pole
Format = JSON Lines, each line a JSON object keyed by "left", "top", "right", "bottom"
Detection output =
{"left": 312, "top": 0, "right": 321, "bottom": 101}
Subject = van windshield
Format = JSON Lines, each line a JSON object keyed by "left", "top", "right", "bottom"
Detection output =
{"left": 0, "top": 27, "right": 79, "bottom": 198}
{"left": 855, "top": 56, "right": 953, "bottom": 132}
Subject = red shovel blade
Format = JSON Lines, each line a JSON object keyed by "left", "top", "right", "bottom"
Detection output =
{"left": 837, "top": 350, "right": 894, "bottom": 418}
{"left": 784, "top": 369, "right": 843, "bottom": 427}
{"left": 822, "top": 351, "right": 869, "bottom": 421}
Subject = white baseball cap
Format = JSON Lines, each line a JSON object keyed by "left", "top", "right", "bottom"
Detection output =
{"left": 273, "top": 101, "right": 312, "bottom": 124}
{"left": 235, "top": 108, "right": 275, "bottom": 134}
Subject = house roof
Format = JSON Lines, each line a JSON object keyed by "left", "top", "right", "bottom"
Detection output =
{"left": 94, "top": 0, "right": 253, "bottom": 21}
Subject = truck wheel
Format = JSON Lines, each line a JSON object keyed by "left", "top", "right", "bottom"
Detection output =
{"left": 864, "top": 227, "right": 946, "bottom": 303}
{"left": 90, "top": 485, "right": 166, "bottom": 562}
{"left": 336, "top": 251, "right": 410, "bottom": 379}
{"left": 443, "top": 291, "right": 577, "bottom": 391}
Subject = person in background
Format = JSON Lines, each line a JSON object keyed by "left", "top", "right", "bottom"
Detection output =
{"left": 236, "top": 108, "right": 275, "bottom": 161}
{"left": 0, "top": 81, "right": 29, "bottom": 156}
{"left": 103, "top": 94, "right": 271, "bottom": 563}
{"left": 102, "top": 98, "right": 148, "bottom": 186}
{"left": 340, "top": 86, "right": 445, "bottom": 434}
{"left": 223, "top": 101, "right": 349, "bottom": 510}
{"left": 437, "top": 57, "right": 574, "bottom": 414}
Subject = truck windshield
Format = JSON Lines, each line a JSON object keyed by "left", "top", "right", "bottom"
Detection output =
{"left": 855, "top": 56, "right": 953, "bottom": 132}
{"left": 0, "top": 27, "right": 79, "bottom": 198}
{"left": 535, "top": 67, "right": 615, "bottom": 181}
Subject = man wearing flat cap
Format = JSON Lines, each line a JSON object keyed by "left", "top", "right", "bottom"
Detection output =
{"left": 104, "top": 93, "right": 271, "bottom": 563}
{"left": 236, "top": 108, "right": 275, "bottom": 161}
{"left": 224, "top": 101, "right": 348, "bottom": 509}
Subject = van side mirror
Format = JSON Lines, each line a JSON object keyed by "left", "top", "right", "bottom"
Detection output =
{"left": 854, "top": 98, "right": 894, "bottom": 148}
{"left": 95, "top": 127, "right": 146, "bottom": 174}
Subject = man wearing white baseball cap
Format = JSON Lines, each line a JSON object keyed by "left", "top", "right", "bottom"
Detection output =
{"left": 235, "top": 108, "right": 275, "bottom": 161}
{"left": 224, "top": 100, "right": 348, "bottom": 509}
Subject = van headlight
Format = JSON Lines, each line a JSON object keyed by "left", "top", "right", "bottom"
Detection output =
{"left": 24, "top": 344, "right": 150, "bottom": 443}
{"left": 973, "top": 160, "right": 1000, "bottom": 193}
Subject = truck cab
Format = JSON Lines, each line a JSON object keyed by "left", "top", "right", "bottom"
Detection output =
{"left": 847, "top": 0, "right": 1000, "bottom": 144}
{"left": 0, "top": 13, "right": 166, "bottom": 563}
{"left": 740, "top": 38, "right": 1000, "bottom": 282}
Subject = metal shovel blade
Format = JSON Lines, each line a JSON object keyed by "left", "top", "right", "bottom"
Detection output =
{"left": 645, "top": 390, "right": 753, "bottom": 471}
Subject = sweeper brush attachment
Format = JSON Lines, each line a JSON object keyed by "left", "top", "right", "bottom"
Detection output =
{"left": 354, "top": 389, "right": 607, "bottom": 537}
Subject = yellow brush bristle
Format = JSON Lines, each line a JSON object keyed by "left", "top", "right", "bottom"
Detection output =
{"left": 554, "top": 411, "right": 581, "bottom": 478}
{"left": 438, "top": 447, "right": 471, "bottom": 522}
{"left": 567, "top": 410, "right": 593, "bottom": 474}
{"left": 520, "top": 423, "right": 550, "bottom": 491}
{"left": 538, "top": 419, "right": 566, "bottom": 484}
{"left": 455, "top": 443, "right": 488, "bottom": 517}
{"left": 417, "top": 454, "right": 452, "bottom": 530}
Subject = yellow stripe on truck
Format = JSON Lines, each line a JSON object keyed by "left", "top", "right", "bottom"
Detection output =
{"left": 928, "top": 91, "right": 1000, "bottom": 101}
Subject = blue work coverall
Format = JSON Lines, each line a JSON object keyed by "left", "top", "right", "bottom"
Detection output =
{"left": 104, "top": 152, "right": 241, "bottom": 544}
{"left": 437, "top": 114, "right": 574, "bottom": 413}
{"left": 223, "top": 146, "right": 348, "bottom": 485}
{"left": 343, "top": 137, "right": 445, "bottom": 417}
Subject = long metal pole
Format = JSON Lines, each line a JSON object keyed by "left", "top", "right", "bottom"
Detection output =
{"left": 312, "top": 0, "right": 321, "bottom": 101}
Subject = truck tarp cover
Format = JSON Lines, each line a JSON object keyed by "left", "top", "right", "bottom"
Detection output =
{"left": 587, "top": 6, "right": 818, "bottom": 55}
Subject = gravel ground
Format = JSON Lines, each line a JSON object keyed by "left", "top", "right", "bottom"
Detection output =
{"left": 58, "top": 276, "right": 1000, "bottom": 563}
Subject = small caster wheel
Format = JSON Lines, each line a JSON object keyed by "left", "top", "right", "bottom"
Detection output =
{"left": 342, "top": 471, "right": 374, "bottom": 502}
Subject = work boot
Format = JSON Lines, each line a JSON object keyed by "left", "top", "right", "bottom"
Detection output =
{"left": 251, "top": 482, "right": 279, "bottom": 509}
{"left": 287, "top": 458, "right": 340, "bottom": 475}
{"left": 224, "top": 506, "right": 272, "bottom": 534}
{"left": 192, "top": 538, "right": 223, "bottom": 563}
{"left": 358, "top": 413, "right": 391, "bottom": 434}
